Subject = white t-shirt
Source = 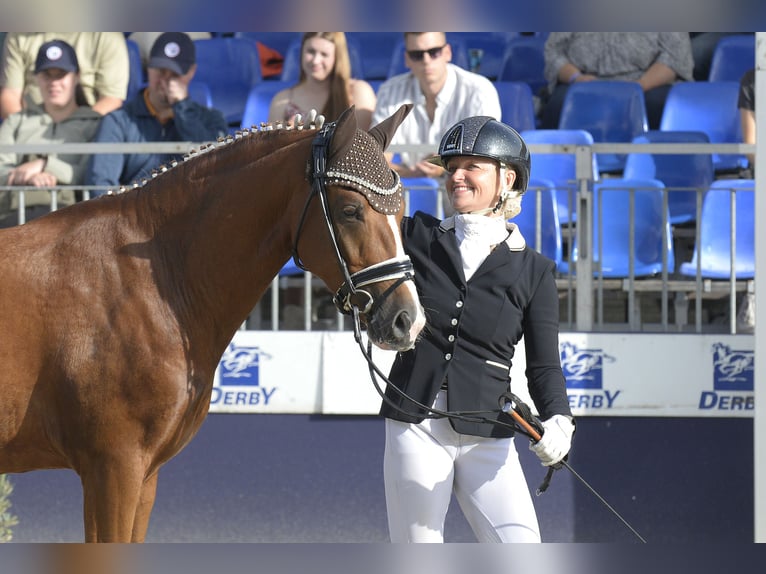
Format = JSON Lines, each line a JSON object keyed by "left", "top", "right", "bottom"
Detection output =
{"left": 371, "top": 64, "right": 502, "bottom": 168}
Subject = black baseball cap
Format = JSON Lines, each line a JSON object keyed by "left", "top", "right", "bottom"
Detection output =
{"left": 148, "top": 32, "right": 196, "bottom": 75}
{"left": 35, "top": 39, "right": 79, "bottom": 74}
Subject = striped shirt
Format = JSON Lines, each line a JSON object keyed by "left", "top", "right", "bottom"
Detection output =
{"left": 371, "top": 64, "right": 501, "bottom": 168}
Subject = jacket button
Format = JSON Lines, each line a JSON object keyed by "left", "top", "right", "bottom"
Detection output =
{"left": 448, "top": 335, "right": 455, "bottom": 342}
{"left": 445, "top": 353, "right": 452, "bottom": 360}
{"left": 455, "top": 301, "right": 463, "bottom": 308}
{"left": 451, "top": 318, "right": 458, "bottom": 326}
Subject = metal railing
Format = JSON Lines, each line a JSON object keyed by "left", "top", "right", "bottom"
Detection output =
{"left": 0, "top": 140, "right": 756, "bottom": 334}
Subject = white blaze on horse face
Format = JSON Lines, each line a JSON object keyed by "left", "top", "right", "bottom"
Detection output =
{"left": 386, "top": 215, "right": 426, "bottom": 338}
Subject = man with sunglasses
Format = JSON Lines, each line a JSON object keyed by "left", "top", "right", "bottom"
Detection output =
{"left": 372, "top": 33, "right": 501, "bottom": 180}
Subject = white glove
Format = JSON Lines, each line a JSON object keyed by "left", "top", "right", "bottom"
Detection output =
{"left": 529, "top": 414, "right": 575, "bottom": 466}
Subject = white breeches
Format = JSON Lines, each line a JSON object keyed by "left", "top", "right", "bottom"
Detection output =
{"left": 384, "top": 390, "right": 541, "bottom": 543}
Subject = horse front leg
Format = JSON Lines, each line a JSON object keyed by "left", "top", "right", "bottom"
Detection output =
{"left": 80, "top": 456, "right": 148, "bottom": 542}
{"left": 131, "top": 471, "right": 158, "bottom": 542}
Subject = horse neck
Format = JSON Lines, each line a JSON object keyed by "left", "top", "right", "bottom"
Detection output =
{"left": 138, "top": 130, "right": 315, "bottom": 354}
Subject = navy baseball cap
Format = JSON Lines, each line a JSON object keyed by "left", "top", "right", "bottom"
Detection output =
{"left": 148, "top": 32, "right": 196, "bottom": 75}
{"left": 35, "top": 39, "right": 79, "bottom": 74}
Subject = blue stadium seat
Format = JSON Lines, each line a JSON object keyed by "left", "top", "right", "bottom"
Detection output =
{"left": 280, "top": 37, "right": 364, "bottom": 83}
{"left": 498, "top": 35, "right": 547, "bottom": 95}
{"left": 346, "top": 33, "right": 400, "bottom": 80}
{"left": 520, "top": 129, "right": 599, "bottom": 224}
{"left": 514, "top": 178, "right": 563, "bottom": 266}
{"left": 387, "top": 37, "right": 470, "bottom": 78}
{"left": 558, "top": 178, "right": 674, "bottom": 277}
{"left": 402, "top": 177, "right": 440, "bottom": 217}
{"left": 659, "top": 81, "right": 747, "bottom": 173}
{"left": 622, "top": 130, "right": 715, "bottom": 225}
{"left": 558, "top": 81, "right": 648, "bottom": 175}
{"left": 679, "top": 179, "right": 755, "bottom": 279}
{"left": 707, "top": 34, "right": 755, "bottom": 82}
{"left": 240, "top": 81, "right": 290, "bottom": 128}
{"left": 187, "top": 81, "right": 213, "bottom": 108}
{"left": 494, "top": 81, "right": 536, "bottom": 132}
{"left": 193, "top": 38, "right": 263, "bottom": 126}
{"left": 448, "top": 32, "right": 517, "bottom": 80}
{"left": 126, "top": 39, "right": 145, "bottom": 100}
{"left": 233, "top": 32, "right": 301, "bottom": 62}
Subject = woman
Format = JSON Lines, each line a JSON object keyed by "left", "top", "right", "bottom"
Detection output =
{"left": 0, "top": 39, "right": 101, "bottom": 227}
{"left": 540, "top": 32, "right": 694, "bottom": 130}
{"left": 381, "top": 116, "right": 574, "bottom": 543}
{"left": 268, "top": 32, "right": 376, "bottom": 129}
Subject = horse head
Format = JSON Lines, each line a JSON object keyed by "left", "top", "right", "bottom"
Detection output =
{"left": 295, "top": 104, "right": 425, "bottom": 351}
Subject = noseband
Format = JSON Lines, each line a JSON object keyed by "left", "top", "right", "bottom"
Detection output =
{"left": 292, "top": 119, "right": 415, "bottom": 315}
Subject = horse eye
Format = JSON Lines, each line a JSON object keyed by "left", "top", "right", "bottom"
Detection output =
{"left": 342, "top": 204, "right": 363, "bottom": 219}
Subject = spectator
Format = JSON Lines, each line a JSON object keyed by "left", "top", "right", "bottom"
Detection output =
{"left": 381, "top": 116, "right": 574, "bottom": 542}
{"left": 0, "top": 40, "right": 102, "bottom": 227}
{"left": 540, "top": 33, "right": 693, "bottom": 130}
{"left": 0, "top": 33, "right": 129, "bottom": 119}
{"left": 738, "top": 67, "right": 755, "bottom": 171}
{"left": 268, "top": 32, "right": 376, "bottom": 130}
{"left": 372, "top": 32, "right": 501, "bottom": 179}
{"left": 85, "top": 32, "right": 227, "bottom": 194}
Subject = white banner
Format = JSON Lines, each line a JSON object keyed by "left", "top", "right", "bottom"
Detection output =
{"left": 210, "top": 331, "right": 754, "bottom": 418}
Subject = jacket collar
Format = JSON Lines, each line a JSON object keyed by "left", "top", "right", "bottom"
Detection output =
{"left": 439, "top": 216, "right": 527, "bottom": 251}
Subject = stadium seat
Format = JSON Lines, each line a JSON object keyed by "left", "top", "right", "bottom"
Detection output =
{"left": 233, "top": 32, "right": 301, "bottom": 63}
{"left": 659, "top": 81, "right": 747, "bottom": 173}
{"left": 520, "top": 129, "right": 599, "bottom": 224}
{"left": 126, "top": 39, "right": 145, "bottom": 100}
{"left": 449, "top": 32, "right": 517, "bottom": 80}
{"left": 187, "top": 81, "right": 213, "bottom": 108}
{"left": 707, "top": 34, "right": 755, "bottom": 82}
{"left": 514, "top": 178, "right": 563, "bottom": 266}
{"left": 679, "top": 179, "right": 755, "bottom": 279}
{"left": 558, "top": 81, "right": 648, "bottom": 175}
{"left": 193, "top": 38, "right": 263, "bottom": 126}
{"left": 558, "top": 178, "right": 674, "bottom": 277}
{"left": 622, "top": 130, "right": 715, "bottom": 225}
{"left": 387, "top": 37, "right": 470, "bottom": 78}
{"left": 240, "top": 81, "right": 290, "bottom": 128}
{"left": 494, "top": 81, "right": 536, "bottom": 132}
{"left": 346, "top": 33, "right": 400, "bottom": 80}
{"left": 498, "top": 35, "right": 547, "bottom": 95}
{"left": 281, "top": 37, "right": 364, "bottom": 83}
{"left": 402, "top": 177, "right": 441, "bottom": 217}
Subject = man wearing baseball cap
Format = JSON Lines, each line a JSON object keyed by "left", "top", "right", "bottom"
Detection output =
{"left": 85, "top": 32, "right": 227, "bottom": 193}
{"left": 0, "top": 39, "right": 101, "bottom": 226}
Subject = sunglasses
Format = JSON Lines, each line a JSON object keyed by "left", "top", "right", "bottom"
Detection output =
{"left": 406, "top": 45, "right": 446, "bottom": 62}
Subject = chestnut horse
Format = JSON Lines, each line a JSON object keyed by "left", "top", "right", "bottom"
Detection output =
{"left": 0, "top": 105, "right": 425, "bottom": 541}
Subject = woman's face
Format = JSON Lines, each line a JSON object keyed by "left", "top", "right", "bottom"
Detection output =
{"left": 301, "top": 36, "right": 336, "bottom": 82}
{"left": 36, "top": 68, "right": 78, "bottom": 109}
{"left": 444, "top": 156, "right": 515, "bottom": 214}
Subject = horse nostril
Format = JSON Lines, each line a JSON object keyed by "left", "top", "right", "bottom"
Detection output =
{"left": 392, "top": 309, "right": 412, "bottom": 340}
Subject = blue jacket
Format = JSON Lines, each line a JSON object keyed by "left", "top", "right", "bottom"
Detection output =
{"left": 85, "top": 89, "right": 227, "bottom": 193}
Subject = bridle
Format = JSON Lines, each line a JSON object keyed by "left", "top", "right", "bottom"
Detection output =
{"left": 292, "top": 118, "right": 416, "bottom": 316}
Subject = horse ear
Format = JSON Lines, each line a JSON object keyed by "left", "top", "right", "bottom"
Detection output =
{"left": 328, "top": 105, "right": 357, "bottom": 164}
{"left": 368, "top": 104, "right": 413, "bottom": 152}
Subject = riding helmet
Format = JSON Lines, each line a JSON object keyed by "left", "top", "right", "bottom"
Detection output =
{"left": 429, "top": 116, "right": 530, "bottom": 193}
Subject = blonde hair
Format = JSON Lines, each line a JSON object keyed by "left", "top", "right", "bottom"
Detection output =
{"left": 298, "top": 32, "right": 352, "bottom": 121}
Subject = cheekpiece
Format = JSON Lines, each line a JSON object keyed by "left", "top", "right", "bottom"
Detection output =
{"left": 325, "top": 130, "right": 402, "bottom": 215}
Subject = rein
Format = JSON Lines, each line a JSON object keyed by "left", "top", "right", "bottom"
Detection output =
{"left": 293, "top": 118, "right": 416, "bottom": 315}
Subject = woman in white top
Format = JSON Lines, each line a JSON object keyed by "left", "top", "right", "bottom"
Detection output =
{"left": 268, "top": 32, "right": 376, "bottom": 130}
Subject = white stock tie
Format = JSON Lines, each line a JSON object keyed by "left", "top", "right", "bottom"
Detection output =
{"left": 454, "top": 214, "right": 509, "bottom": 281}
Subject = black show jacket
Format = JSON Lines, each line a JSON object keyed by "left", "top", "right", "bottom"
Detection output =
{"left": 380, "top": 212, "right": 572, "bottom": 438}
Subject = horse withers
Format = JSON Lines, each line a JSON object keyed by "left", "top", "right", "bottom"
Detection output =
{"left": 0, "top": 104, "right": 425, "bottom": 541}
